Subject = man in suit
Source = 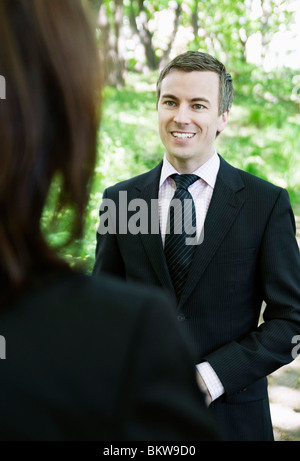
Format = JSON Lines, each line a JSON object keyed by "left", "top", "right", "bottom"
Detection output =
{"left": 93, "top": 51, "right": 300, "bottom": 441}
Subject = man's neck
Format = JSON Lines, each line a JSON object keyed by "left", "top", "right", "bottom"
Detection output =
{"left": 166, "top": 151, "right": 216, "bottom": 174}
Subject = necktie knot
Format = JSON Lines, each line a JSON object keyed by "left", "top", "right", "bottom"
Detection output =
{"left": 171, "top": 174, "right": 199, "bottom": 191}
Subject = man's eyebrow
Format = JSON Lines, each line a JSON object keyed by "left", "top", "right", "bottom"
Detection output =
{"left": 191, "top": 97, "right": 211, "bottom": 104}
{"left": 160, "top": 93, "right": 179, "bottom": 101}
{"left": 160, "top": 94, "right": 211, "bottom": 104}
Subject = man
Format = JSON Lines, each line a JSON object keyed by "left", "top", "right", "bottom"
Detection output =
{"left": 93, "top": 51, "right": 300, "bottom": 441}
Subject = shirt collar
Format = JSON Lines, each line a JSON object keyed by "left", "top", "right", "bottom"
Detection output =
{"left": 159, "top": 151, "right": 220, "bottom": 189}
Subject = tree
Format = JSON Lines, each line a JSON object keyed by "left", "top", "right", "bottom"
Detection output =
{"left": 128, "top": 0, "right": 183, "bottom": 70}
{"left": 98, "top": 0, "right": 126, "bottom": 87}
{"left": 83, "top": 0, "right": 296, "bottom": 85}
{"left": 85, "top": 0, "right": 125, "bottom": 87}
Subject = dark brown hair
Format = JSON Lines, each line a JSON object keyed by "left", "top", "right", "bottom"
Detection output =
{"left": 0, "top": 0, "right": 101, "bottom": 303}
{"left": 156, "top": 51, "right": 234, "bottom": 114}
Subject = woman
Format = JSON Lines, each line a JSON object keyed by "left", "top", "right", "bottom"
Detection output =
{"left": 0, "top": 0, "right": 218, "bottom": 441}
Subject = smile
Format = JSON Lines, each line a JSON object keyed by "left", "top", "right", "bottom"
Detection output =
{"left": 171, "top": 131, "right": 196, "bottom": 139}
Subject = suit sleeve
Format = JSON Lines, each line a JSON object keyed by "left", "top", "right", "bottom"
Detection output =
{"left": 92, "top": 188, "right": 126, "bottom": 280}
{"left": 117, "top": 291, "right": 219, "bottom": 441}
{"left": 204, "top": 189, "right": 300, "bottom": 397}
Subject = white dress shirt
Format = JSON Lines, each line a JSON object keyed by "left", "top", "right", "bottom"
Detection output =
{"left": 158, "top": 152, "right": 224, "bottom": 402}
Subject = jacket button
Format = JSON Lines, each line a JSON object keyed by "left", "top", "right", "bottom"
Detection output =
{"left": 177, "top": 314, "right": 185, "bottom": 322}
{"left": 238, "top": 388, "right": 247, "bottom": 393}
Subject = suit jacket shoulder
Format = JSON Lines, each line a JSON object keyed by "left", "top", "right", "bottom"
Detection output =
{"left": 219, "top": 155, "right": 285, "bottom": 197}
{"left": 0, "top": 272, "right": 218, "bottom": 441}
{"left": 105, "top": 162, "right": 163, "bottom": 197}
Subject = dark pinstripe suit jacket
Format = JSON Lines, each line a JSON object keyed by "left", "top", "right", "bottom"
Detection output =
{"left": 93, "top": 154, "right": 300, "bottom": 441}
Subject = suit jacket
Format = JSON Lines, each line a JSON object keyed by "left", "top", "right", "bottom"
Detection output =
{"left": 93, "top": 154, "right": 300, "bottom": 441}
{"left": 0, "top": 271, "right": 218, "bottom": 441}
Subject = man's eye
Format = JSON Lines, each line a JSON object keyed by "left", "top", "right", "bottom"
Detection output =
{"left": 164, "top": 101, "right": 176, "bottom": 106}
{"left": 193, "top": 104, "right": 204, "bottom": 110}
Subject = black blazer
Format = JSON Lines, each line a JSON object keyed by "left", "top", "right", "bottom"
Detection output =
{"left": 0, "top": 272, "right": 218, "bottom": 441}
{"left": 93, "top": 155, "right": 300, "bottom": 441}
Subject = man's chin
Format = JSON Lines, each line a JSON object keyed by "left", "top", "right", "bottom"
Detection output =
{"left": 167, "top": 151, "right": 199, "bottom": 163}
{"left": 165, "top": 149, "right": 215, "bottom": 170}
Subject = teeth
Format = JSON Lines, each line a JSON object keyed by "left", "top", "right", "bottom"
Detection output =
{"left": 172, "top": 132, "right": 195, "bottom": 139}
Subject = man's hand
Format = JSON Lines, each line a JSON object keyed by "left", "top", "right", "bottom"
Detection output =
{"left": 196, "top": 370, "right": 212, "bottom": 407}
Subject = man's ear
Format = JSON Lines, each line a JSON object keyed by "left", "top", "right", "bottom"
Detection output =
{"left": 217, "top": 109, "right": 230, "bottom": 134}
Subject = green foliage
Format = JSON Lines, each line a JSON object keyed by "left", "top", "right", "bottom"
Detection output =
{"left": 220, "top": 63, "right": 300, "bottom": 196}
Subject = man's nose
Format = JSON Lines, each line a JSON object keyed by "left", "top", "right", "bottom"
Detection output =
{"left": 173, "top": 104, "right": 191, "bottom": 124}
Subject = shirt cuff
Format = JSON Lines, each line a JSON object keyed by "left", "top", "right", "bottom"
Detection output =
{"left": 196, "top": 361, "right": 224, "bottom": 402}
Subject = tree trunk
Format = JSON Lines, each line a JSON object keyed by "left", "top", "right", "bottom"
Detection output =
{"left": 159, "top": 2, "right": 182, "bottom": 69}
{"left": 97, "top": 1, "right": 125, "bottom": 88}
{"left": 113, "top": 0, "right": 126, "bottom": 87}
{"left": 129, "top": 0, "right": 158, "bottom": 70}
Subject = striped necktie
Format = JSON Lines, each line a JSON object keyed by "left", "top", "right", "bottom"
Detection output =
{"left": 164, "top": 174, "right": 199, "bottom": 301}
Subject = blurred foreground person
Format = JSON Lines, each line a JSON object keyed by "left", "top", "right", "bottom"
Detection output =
{"left": 0, "top": 0, "right": 218, "bottom": 441}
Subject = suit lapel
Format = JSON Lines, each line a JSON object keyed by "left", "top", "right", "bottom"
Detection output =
{"left": 179, "top": 156, "right": 245, "bottom": 307}
{"left": 132, "top": 156, "right": 245, "bottom": 304}
{"left": 134, "top": 163, "right": 175, "bottom": 294}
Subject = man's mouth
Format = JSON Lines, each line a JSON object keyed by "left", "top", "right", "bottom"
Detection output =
{"left": 171, "top": 131, "right": 196, "bottom": 139}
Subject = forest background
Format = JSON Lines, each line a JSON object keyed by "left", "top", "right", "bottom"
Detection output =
{"left": 43, "top": 0, "right": 300, "bottom": 274}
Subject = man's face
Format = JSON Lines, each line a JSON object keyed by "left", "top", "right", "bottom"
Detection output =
{"left": 157, "top": 69, "right": 229, "bottom": 172}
